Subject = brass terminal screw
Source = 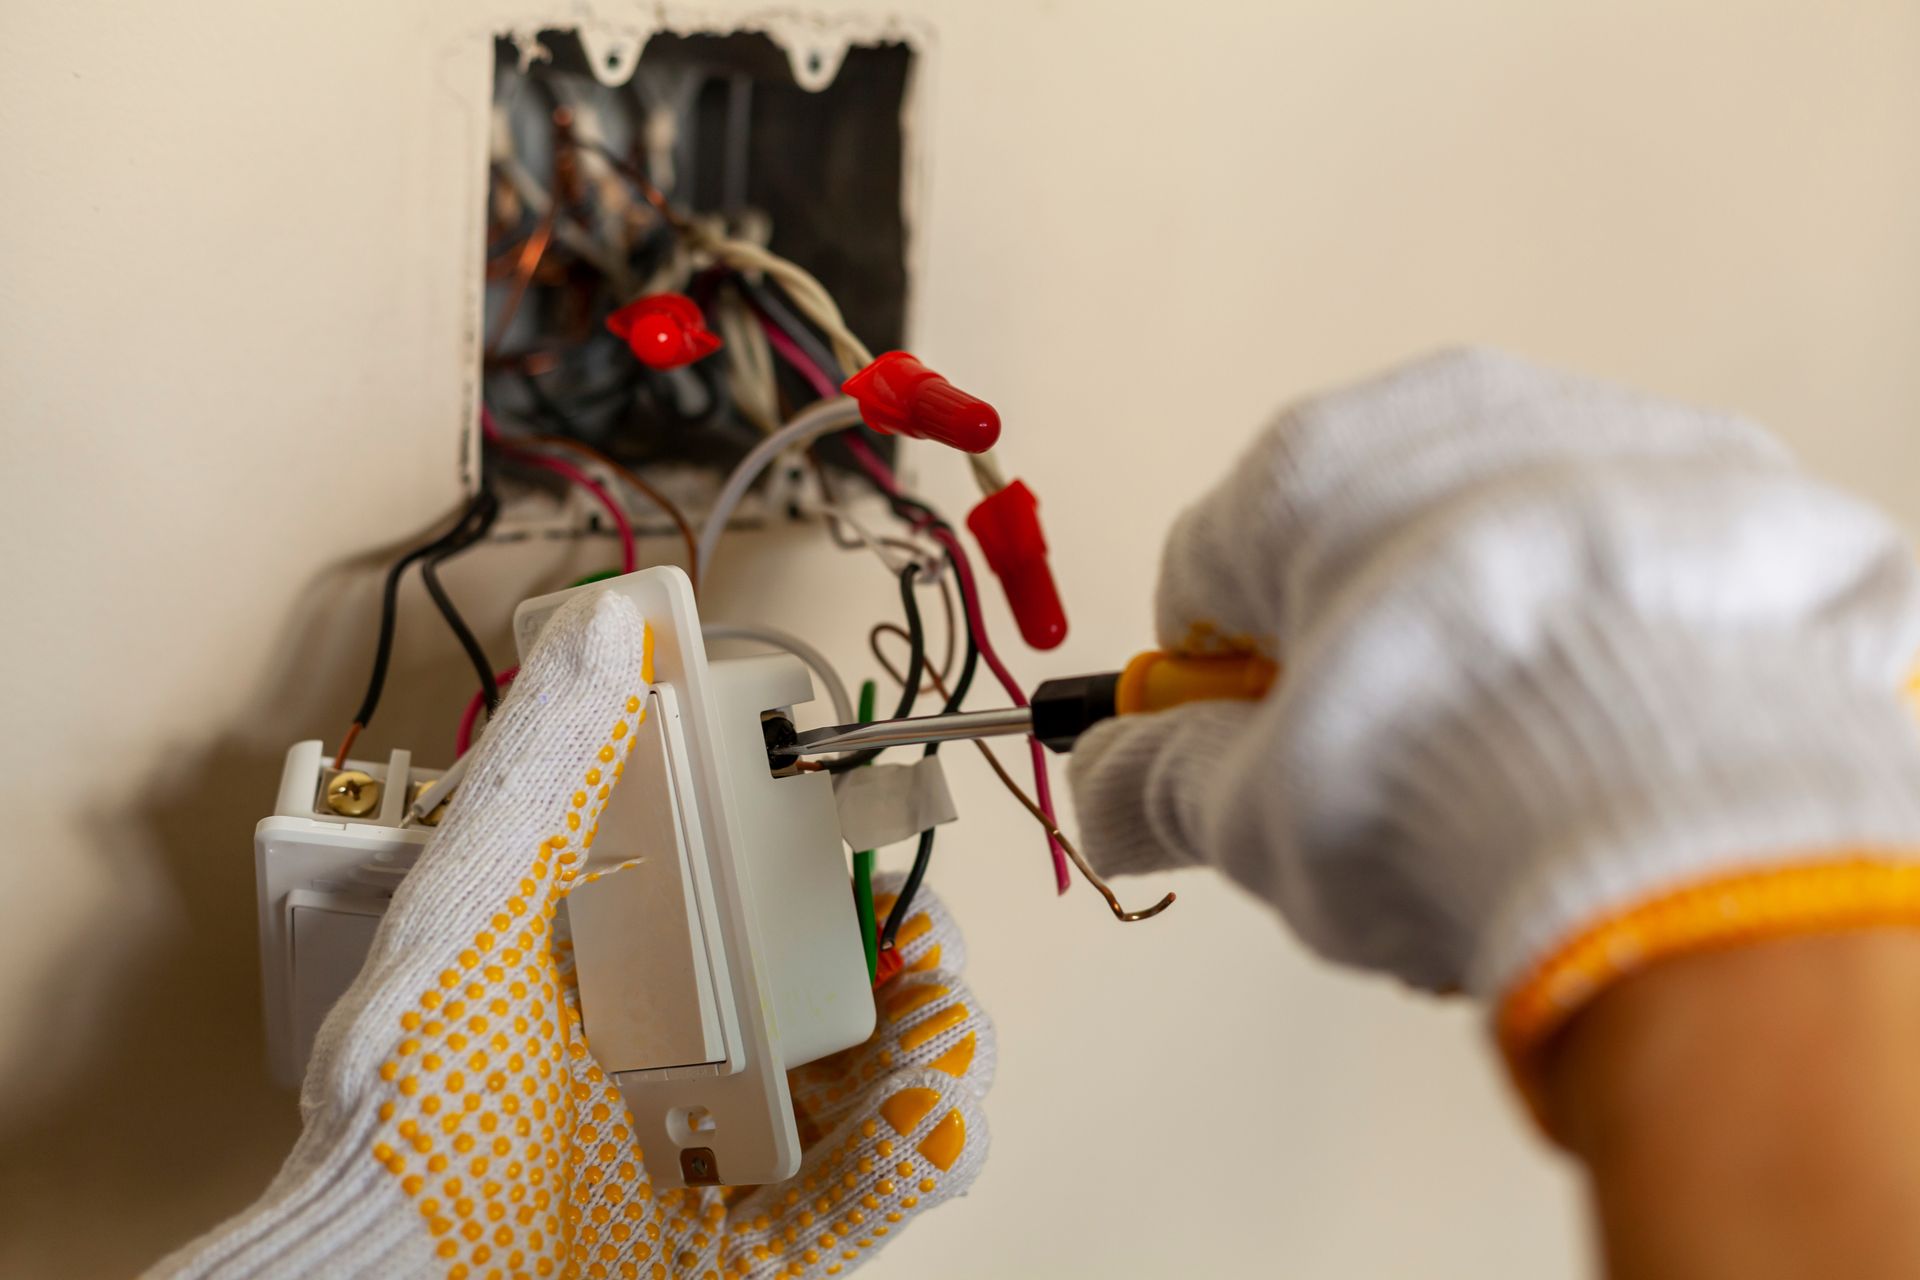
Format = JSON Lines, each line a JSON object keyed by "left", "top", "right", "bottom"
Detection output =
{"left": 411, "top": 779, "right": 449, "bottom": 827}
{"left": 325, "top": 770, "right": 382, "bottom": 818}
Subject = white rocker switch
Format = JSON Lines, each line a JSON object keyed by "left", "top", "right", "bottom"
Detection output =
{"left": 564, "top": 692, "right": 727, "bottom": 1075}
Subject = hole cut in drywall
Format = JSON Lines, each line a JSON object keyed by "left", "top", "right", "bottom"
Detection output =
{"left": 481, "top": 26, "right": 918, "bottom": 541}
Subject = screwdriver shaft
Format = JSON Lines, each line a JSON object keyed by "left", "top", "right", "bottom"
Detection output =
{"left": 790, "top": 706, "right": 1034, "bottom": 756}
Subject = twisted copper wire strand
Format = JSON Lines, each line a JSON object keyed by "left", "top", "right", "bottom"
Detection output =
{"left": 870, "top": 627, "right": 1175, "bottom": 923}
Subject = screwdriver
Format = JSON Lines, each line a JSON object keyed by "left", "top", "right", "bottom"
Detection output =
{"left": 779, "top": 650, "right": 1279, "bottom": 760}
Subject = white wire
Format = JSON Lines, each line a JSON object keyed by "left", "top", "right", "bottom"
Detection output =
{"left": 714, "top": 286, "right": 779, "bottom": 432}
{"left": 403, "top": 751, "right": 473, "bottom": 827}
{"left": 691, "top": 233, "right": 874, "bottom": 375}
{"left": 690, "top": 229, "right": 1009, "bottom": 503}
{"left": 968, "top": 449, "right": 1008, "bottom": 497}
{"left": 696, "top": 396, "right": 866, "bottom": 580}
{"left": 701, "top": 623, "right": 854, "bottom": 726}
{"left": 813, "top": 487, "right": 942, "bottom": 582}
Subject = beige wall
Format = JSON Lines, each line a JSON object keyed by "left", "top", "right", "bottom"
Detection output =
{"left": 4, "top": 1, "right": 1918, "bottom": 1274}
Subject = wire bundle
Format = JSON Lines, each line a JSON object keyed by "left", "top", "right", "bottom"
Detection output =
{"left": 330, "top": 100, "right": 1137, "bottom": 955}
{"left": 334, "top": 486, "right": 504, "bottom": 769}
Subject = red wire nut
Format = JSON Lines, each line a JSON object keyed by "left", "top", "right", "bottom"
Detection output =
{"left": 967, "top": 480, "right": 1068, "bottom": 650}
{"left": 842, "top": 352, "right": 1001, "bottom": 454}
{"left": 605, "top": 293, "right": 723, "bottom": 370}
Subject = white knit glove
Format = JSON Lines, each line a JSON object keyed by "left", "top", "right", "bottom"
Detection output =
{"left": 153, "top": 592, "right": 992, "bottom": 1279}
{"left": 1071, "top": 348, "right": 1920, "bottom": 1100}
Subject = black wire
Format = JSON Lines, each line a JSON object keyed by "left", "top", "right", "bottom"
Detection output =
{"left": 734, "top": 272, "right": 842, "bottom": 383}
{"left": 421, "top": 490, "right": 504, "bottom": 715}
{"left": 826, "top": 565, "right": 925, "bottom": 775}
{"left": 879, "top": 555, "right": 982, "bottom": 950}
{"left": 349, "top": 488, "right": 497, "bottom": 730}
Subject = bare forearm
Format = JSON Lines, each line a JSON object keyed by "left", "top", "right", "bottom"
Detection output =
{"left": 1545, "top": 932, "right": 1920, "bottom": 1280}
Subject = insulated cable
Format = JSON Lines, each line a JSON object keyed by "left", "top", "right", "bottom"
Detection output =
{"left": 738, "top": 275, "right": 841, "bottom": 389}
{"left": 483, "top": 407, "right": 638, "bottom": 574}
{"left": 510, "top": 426, "right": 701, "bottom": 592}
{"left": 877, "top": 647, "right": 1176, "bottom": 925}
{"left": 867, "top": 579, "right": 959, "bottom": 697}
{"left": 878, "top": 566, "right": 981, "bottom": 950}
{"left": 810, "top": 458, "right": 951, "bottom": 642}
{"left": 421, "top": 490, "right": 505, "bottom": 717}
{"left": 837, "top": 432, "right": 1073, "bottom": 893}
{"left": 826, "top": 564, "right": 925, "bottom": 775}
{"left": 760, "top": 317, "right": 838, "bottom": 402}
{"left": 700, "top": 622, "right": 854, "bottom": 726}
{"left": 714, "top": 282, "right": 780, "bottom": 432}
{"left": 695, "top": 396, "right": 865, "bottom": 582}
{"left": 335, "top": 488, "right": 500, "bottom": 770}
{"left": 581, "top": 138, "right": 873, "bottom": 375}
{"left": 725, "top": 363, "right": 1072, "bottom": 891}
{"left": 456, "top": 666, "right": 520, "bottom": 757}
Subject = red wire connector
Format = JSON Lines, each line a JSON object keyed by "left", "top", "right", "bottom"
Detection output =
{"left": 842, "top": 352, "right": 1001, "bottom": 454}
{"left": 967, "top": 480, "right": 1067, "bottom": 650}
{"left": 606, "top": 293, "right": 722, "bottom": 370}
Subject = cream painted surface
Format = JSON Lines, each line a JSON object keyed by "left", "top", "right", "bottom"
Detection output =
{"left": 3, "top": 1, "right": 1918, "bottom": 1275}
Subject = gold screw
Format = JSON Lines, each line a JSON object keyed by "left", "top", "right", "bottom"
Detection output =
{"left": 325, "top": 770, "right": 382, "bottom": 817}
{"left": 411, "top": 779, "right": 449, "bottom": 827}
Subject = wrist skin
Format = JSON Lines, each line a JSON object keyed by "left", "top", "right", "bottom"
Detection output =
{"left": 1541, "top": 930, "right": 1920, "bottom": 1280}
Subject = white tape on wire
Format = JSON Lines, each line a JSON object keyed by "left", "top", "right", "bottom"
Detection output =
{"left": 832, "top": 757, "right": 958, "bottom": 851}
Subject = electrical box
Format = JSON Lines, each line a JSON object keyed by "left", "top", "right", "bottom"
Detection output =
{"left": 481, "top": 24, "right": 922, "bottom": 539}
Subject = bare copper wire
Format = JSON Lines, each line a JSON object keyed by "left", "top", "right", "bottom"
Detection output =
{"left": 874, "top": 644, "right": 1176, "bottom": 924}
{"left": 867, "top": 589, "right": 956, "bottom": 693}
{"left": 571, "top": 134, "right": 691, "bottom": 231}
{"left": 971, "top": 732, "right": 1177, "bottom": 924}
{"left": 487, "top": 204, "right": 559, "bottom": 356}
{"left": 551, "top": 108, "right": 587, "bottom": 207}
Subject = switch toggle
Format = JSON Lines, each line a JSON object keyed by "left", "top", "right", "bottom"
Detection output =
{"left": 289, "top": 896, "right": 383, "bottom": 1072}
{"left": 564, "top": 692, "right": 727, "bottom": 1074}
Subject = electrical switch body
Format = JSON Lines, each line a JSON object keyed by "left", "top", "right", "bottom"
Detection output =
{"left": 256, "top": 569, "right": 874, "bottom": 1189}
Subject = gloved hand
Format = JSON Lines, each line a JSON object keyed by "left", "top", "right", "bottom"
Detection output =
{"left": 153, "top": 592, "right": 992, "bottom": 1279}
{"left": 1071, "top": 347, "right": 1920, "bottom": 1112}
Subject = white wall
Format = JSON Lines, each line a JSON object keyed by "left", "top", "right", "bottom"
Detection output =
{"left": 4, "top": 1, "right": 1918, "bottom": 1274}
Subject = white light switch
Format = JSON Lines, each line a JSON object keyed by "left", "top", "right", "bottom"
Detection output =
{"left": 289, "top": 898, "right": 383, "bottom": 1073}
{"left": 564, "top": 693, "right": 726, "bottom": 1074}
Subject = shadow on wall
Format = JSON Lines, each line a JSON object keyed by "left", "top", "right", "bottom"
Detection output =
{"left": 0, "top": 525, "right": 531, "bottom": 1277}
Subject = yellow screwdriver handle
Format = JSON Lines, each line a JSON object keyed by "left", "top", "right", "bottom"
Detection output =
{"left": 1113, "top": 650, "right": 1281, "bottom": 716}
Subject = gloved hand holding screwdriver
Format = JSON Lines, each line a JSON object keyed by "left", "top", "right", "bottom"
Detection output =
{"left": 1073, "top": 347, "right": 1920, "bottom": 1279}
{"left": 164, "top": 347, "right": 1920, "bottom": 1279}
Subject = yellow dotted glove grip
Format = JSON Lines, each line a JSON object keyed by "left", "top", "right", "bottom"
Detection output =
{"left": 359, "top": 672, "right": 989, "bottom": 1280}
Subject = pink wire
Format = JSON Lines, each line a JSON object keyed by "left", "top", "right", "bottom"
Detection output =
{"left": 457, "top": 666, "right": 519, "bottom": 757}
{"left": 759, "top": 319, "right": 841, "bottom": 401}
{"left": 927, "top": 524, "right": 1071, "bottom": 892}
{"left": 838, "top": 434, "right": 1073, "bottom": 894}
{"left": 481, "top": 407, "right": 637, "bottom": 573}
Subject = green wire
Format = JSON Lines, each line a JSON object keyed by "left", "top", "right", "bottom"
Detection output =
{"left": 852, "top": 679, "right": 879, "bottom": 982}
{"left": 568, "top": 568, "right": 622, "bottom": 588}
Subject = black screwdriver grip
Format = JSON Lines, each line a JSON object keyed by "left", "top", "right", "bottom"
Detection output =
{"left": 1030, "top": 672, "right": 1121, "bottom": 753}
